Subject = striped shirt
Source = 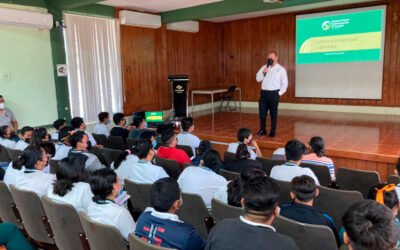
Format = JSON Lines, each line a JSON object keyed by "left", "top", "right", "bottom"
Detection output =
{"left": 302, "top": 153, "right": 335, "bottom": 179}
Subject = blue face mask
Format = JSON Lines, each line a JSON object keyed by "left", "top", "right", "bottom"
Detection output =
{"left": 152, "top": 140, "right": 157, "bottom": 149}
{"left": 144, "top": 122, "right": 148, "bottom": 129}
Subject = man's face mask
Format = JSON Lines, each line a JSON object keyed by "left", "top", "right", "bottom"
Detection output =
{"left": 267, "top": 58, "right": 274, "bottom": 67}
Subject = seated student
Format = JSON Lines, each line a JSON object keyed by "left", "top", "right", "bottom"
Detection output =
{"left": 178, "top": 149, "right": 227, "bottom": 209}
{"left": 40, "top": 141, "right": 55, "bottom": 173}
{"left": 47, "top": 157, "right": 93, "bottom": 212}
{"left": 128, "top": 117, "right": 147, "bottom": 139}
{"left": 14, "top": 146, "right": 55, "bottom": 197}
{"left": 53, "top": 126, "right": 74, "bottom": 160}
{"left": 110, "top": 112, "right": 131, "bottom": 140}
{"left": 270, "top": 140, "right": 320, "bottom": 185}
{"left": 342, "top": 200, "right": 399, "bottom": 250}
{"left": 93, "top": 112, "right": 110, "bottom": 137}
{"left": 157, "top": 129, "right": 191, "bottom": 168}
{"left": 176, "top": 117, "right": 201, "bottom": 156}
{"left": 68, "top": 131, "right": 105, "bottom": 173}
{"left": 29, "top": 127, "right": 51, "bottom": 147}
{"left": 206, "top": 176, "right": 299, "bottom": 250}
{"left": 139, "top": 130, "right": 158, "bottom": 150}
{"left": 15, "top": 126, "right": 34, "bottom": 151}
{"left": 114, "top": 139, "right": 168, "bottom": 184}
{"left": 154, "top": 123, "right": 169, "bottom": 150}
{"left": 86, "top": 168, "right": 136, "bottom": 239}
{"left": 302, "top": 136, "right": 335, "bottom": 180}
{"left": 0, "top": 222, "right": 34, "bottom": 250}
{"left": 136, "top": 178, "right": 206, "bottom": 249}
{"left": 227, "top": 128, "right": 262, "bottom": 160}
{"left": 225, "top": 144, "right": 262, "bottom": 173}
{"left": 51, "top": 119, "right": 67, "bottom": 141}
{"left": 0, "top": 125, "right": 16, "bottom": 149}
{"left": 280, "top": 175, "right": 340, "bottom": 246}
{"left": 70, "top": 117, "right": 99, "bottom": 148}
{"left": 192, "top": 140, "right": 212, "bottom": 166}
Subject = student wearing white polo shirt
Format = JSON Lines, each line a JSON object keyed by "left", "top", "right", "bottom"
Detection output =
{"left": 114, "top": 139, "right": 168, "bottom": 184}
{"left": 227, "top": 128, "right": 262, "bottom": 160}
{"left": 270, "top": 140, "right": 320, "bottom": 185}
{"left": 51, "top": 119, "right": 67, "bottom": 141}
{"left": 86, "top": 168, "right": 136, "bottom": 239}
{"left": 53, "top": 126, "right": 74, "bottom": 160}
{"left": 93, "top": 112, "right": 110, "bottom": 137}
{"left": 15, "top": 126, "right": 34, "bottom": 151}
{"left": 0, "top": 125, "right": 16, "bottom": 149}
{"left": 176, "top": 117, "right": 200, "bottom": 156}
{"left": 70, "top": 117, "right": 99, "bottom": 148}
{"left": 178, "top": 149, "right": 227, "bottom": 209}
{"left": 47, "top": 157, "right": 93, "bottom": 212}
{"left": 14, "top": 146, "right": 56, "bottom": 197}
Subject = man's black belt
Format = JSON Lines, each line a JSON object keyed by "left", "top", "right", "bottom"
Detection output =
{"left": 262, "top": 89, "right": 280, "bottom": 92}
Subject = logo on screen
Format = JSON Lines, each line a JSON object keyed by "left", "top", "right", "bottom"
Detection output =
{"left": 321, "top": 21, "right": 331, "bottom": 31}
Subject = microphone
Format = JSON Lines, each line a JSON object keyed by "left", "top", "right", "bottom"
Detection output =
{"left": 263, "top": 58, "right": 274, "bottom": 76}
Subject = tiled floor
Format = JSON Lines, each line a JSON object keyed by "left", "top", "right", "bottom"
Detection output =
{"left": 192, "top": 110, "right": 400, "bottom": 162}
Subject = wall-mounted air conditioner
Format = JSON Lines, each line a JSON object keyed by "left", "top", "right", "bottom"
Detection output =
{"left": 166, "top": 21, "right": 199, "bottom": 33}
{"left": 119, "top": 10, "right": 161, "bottom": 29}
{"left": 0, "top": 7, "right": 53, "bottom": 30}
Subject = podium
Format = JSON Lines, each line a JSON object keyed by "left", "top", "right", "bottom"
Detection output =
{"left": 168, "top": 75, "right": 189, "bottom": 119}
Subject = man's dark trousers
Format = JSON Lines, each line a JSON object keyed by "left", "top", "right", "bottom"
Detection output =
{"left": 259, "top": 90, "right": 280, "bottom": 133}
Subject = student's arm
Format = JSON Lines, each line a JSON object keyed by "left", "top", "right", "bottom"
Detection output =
{"left": 117, "top": 209, "right": 136, "bottom": 239}
{"left": 12, "top": 120, "right": 18, "bottom": 132}
{"left": 186, "top": 228, "right": 207, "bottom": 250}
{"left": 250, "top": 140, "right": 262, "bottom": 158}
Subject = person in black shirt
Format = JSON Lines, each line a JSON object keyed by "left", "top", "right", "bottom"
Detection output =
{"left": 206, "top": 176, "right": 298, "bottom": 250}
{"left": 225, "top": 144, "right": 262, "bottom": 173}
{"left": 280, "top": 175, "right": 340, "bottom": 246}
{"left": 110, "top": 113, "right": 130, "bottom": 140}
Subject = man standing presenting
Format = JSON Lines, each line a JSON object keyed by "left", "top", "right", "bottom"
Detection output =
{"left": 256, "top": 52, "right": 288, "bottom": 137}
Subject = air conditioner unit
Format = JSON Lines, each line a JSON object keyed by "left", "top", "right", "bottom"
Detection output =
{"left": 0, "top": 7, "right": 53, "bottom": 30}
{"left": 119, "top": 10, "right": 161, "bottom": 29}
{"left": 166, "top": 21, "right": 199, "bottom": 33}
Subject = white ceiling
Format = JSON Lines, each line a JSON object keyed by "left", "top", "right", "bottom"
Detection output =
{"left": 99, "top": 0, "right": 223, "bottom": 13}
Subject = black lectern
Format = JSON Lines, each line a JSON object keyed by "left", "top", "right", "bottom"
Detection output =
{"left": 168, "top": 75, "right": 189, "bottom": 119}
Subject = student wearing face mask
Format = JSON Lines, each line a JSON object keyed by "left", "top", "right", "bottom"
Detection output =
{"left": 15, "top": 126, "right": 34, "bottom": 151}
{"left": 94, "top": 112, "right": 111, "bottom": 137}
{"left": 0, "top": 125, "right": 17, "bottom": 149}
{"left": 0, "top": 95, "right": 18, "bottom": 132}
{"left": 255, "top": 51, "right": 288, "bottom": 137}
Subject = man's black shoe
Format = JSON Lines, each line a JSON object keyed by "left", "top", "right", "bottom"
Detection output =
{"left": 269, "top": 131, "right": 276, "bottom": 137}
{"left": 256, "top": 129, "right": 267, "bottom": 136}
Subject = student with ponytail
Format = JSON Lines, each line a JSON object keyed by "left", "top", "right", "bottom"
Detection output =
{"left": 46, "top": 157, "right": 93, "bottom": 212}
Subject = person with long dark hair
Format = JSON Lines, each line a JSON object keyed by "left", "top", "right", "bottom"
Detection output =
{"left": 225, "top": 144, "right": 262, "bottom": 173}
{"left": 53, "top": 126, "right": 74, "bottom": 160}
{"left": 15, "top": 126, "right": 34, "bottom": 151}
{"left": 191, "top": 140, "right": 212, "bottom": 166}
{"left": 302, "top": 136, "right": 335, "bottom": 180}
{"left": 0, "top": 125, "right": 16, "bottom": 149}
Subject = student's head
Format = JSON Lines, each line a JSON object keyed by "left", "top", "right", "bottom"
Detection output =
{"left": 235, "top": 143, "right": 250, "bottom": 160}
{"left": 53, "top": 119, "right": 67, "bottom": 132}
{"left": 161, "top": 129, "right": 177, "bottom": 147}
{"left": 196, "top": 140, "right": 212, "bottom": 157}
{"left": 53, "top": 157, "right": 86, "bottom": 197}
{"left": 368, "top": 183, "right": 399, "bottom": 217}
{"left": 181, "top": 117, "right": 194, "bottom": 133}
{"left": 12, "top": 146, "right": 48, "bottom": 171}
{"left": 90, "top": 168, "right": 121, "bottom": 202}
{"left": 69, "top": 131, "right": 89, "bottom": 151}
{"left": 156, "top": 123, "right": 170, "bottom": 136}
{"left": 98, "top": 112, "right": 110, "bottom": 124}
{"left": 0, "top": 125, "right": 12, "bottom": 138}
{"left": 342, "top": 200, "right": 399, "bottom": 250}
{"left": 70, "top": 117, "right": 86, "bottom": 131}
{"left": 290, "top": 175, "right": 319, "bottom": 203}
{"left": 133, "top": 117, "right": 145, "bottom": 129}
{"left": 139, "top": 130, "right": 155, "bottom": 142}
{"left": 150, "top": 177, "right": 182, "bottom": 213}
{"left": 200, "top": 149, "right": 222, "bottom": 173}
{"left": 132, "top": 139, "right": 154, "bottom": 160}
{"left": 309, "top": 136, "right": 325, "bottom": 157}
{"left": 20, "top": 126, "right": 34, "bottom": 141}
{"left": 237, "top": 128, "right": 253, "bottom": 144}
{"left": 59, "top": 126, "right": 75, "bottom": 144}
{"left": 0, "top": 95, "right": 4, "bottom": 110}
{"left": 242, "top": 177, "right": 280, "bottom": 223}
{"left": 285, "top": 139, "right": 306, "bottom": 162}
{"left": 113, "top": 112, "right": 126, "bottom": 126}
{"left": 39, "top": 142, "right": 55, "bottom": 163}
{"left": 30, "top": 127, "right": 50, "bottom": 147}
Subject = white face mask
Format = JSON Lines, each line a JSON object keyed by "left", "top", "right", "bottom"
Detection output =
{"left": 0, "top": 103, "right": 4, "bottom": 109}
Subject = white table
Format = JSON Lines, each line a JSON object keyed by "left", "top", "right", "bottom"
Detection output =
{"left": 191, "top": 87, "right": 241, "bottom": 115}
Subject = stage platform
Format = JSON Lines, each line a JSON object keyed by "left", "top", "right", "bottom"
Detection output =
{"left": 192, "top": 109, "right": 400, "bottom": 181}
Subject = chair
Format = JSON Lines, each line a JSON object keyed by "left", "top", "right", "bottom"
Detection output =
{"left": 218, "top": 86, "right": 237, "bottom": 112}
{"left": 103, "top": 148, "right": 123, "bottom": 166}
{"left": 219, "top": 169, "right": 239, "bottom": 181}
{"left": 0, "top": 181, "right": 23, "bottom": 229}
{"left": 176, "top": 144, "right": 194, "bottom": 158}
{"left": 223, "top": 151, "right": 235, "bottom": 164}
{"left": 272, "top": 216, "right": 337, "bottom": 250}
{"left": 300, "top": 162, "right": 332, "bottom": 187}
{"left": 108, "top": 136, "right": 127, "bottom": 150}
{"left": 79, "top": 212, "right": 128, "bottom": 250}
{"left": 256, "top": 157, "right": 285, "bottom": 176}
{"left": 128, "top": 233, "right": 174, "bottom": 250}
{"left": 155, "top": 157, "right": 181, "bottom": 180}
{"left": 124, "top": 179, "right": 152, "bottom": 213}
{"left": 9, "top": 185, "right": 56, "bottom": 248}
{"left": 211, "top": 198, "right": 243, "bottom": 223}
{"left": 127, "top": 138, "right": 140, "bottom": 149}
{"left": 0, "top": 145, "right": 10, "bottom": 162}
{"left": 6, "top": 148, "right": 22, "bottom": 162}
{"left": 41, "top": 196, "right": 90, "bottom": 250}
{"left": 177, "top": 193, "right": 212, "bottom": 239}
{"left": 314, "top": 185, "right": 363, "bottom": 229}
{"left": 275, "top": 180, "right": 293, "bottom": 205}
{"left": 49, "top": 159, "right": 60, "bottom": 174}
{"left": 336, "top": 168, "right": 380, "bottom": 198}
{"left": 388, "top": 175, "right": 400, "bottom": 185}
{"left": 92, "top": 133, "right": 109, "bottom": 147}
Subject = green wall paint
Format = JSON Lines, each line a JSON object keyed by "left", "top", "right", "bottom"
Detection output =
{"left": 0, "top": 23, "right": 59, "bottom": 127}
{"left": 64, "top": 4, "right": 115, "bottom": 18}
{"left": 0, "top": 0, "right": 47, "bottom": 8}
